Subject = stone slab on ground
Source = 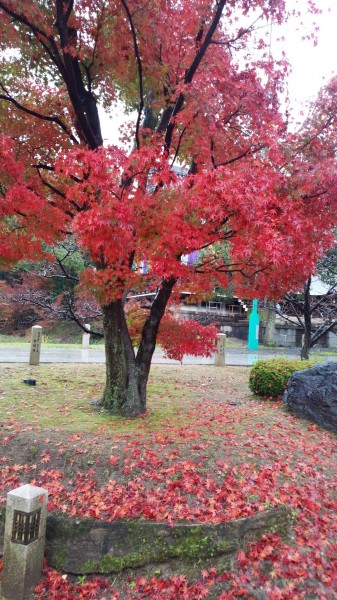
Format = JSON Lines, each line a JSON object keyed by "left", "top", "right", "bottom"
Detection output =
{"left": 282, "top": 361, "right": 337, "bottom": 434}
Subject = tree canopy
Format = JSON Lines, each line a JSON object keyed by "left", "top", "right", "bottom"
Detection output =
{"left": 1, "top": 0, "right": 337, "bottom": 415}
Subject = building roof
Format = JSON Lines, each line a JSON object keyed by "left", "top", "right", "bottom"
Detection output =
{"left": 310, "top": 276, "right": 334, "bottom": 296}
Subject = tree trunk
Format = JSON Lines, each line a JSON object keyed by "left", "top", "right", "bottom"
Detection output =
{"left": 100, "top": 300, "right": 145, "bottom": 417}
{"left": 264, "top": 301, "right": 276, "bottom": 346}
{"left": 135, "top": 277, "right": 176, "bottom": 400}
{"left": 300, "top": 277, "right": 312, "bottom": 360}
{"left": 100, "top": 277, "right": 176, "bottom": 417}
{"left": 300, "top": 334, "right": 310, "bottom": 360}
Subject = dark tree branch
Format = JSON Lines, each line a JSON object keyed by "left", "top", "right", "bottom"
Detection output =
{"left": 55, "top": 0, "right": 102, "bottom": 149}
{"left": 64, "top": 0, "right": 74, "bottom": 22}
{"left": 311, "top": 320, "right": 337, "bottom": 345}
{"left": 35, "top": 168, "right": 84, "bottom": 213}
{"left": 120, "top": 0, "right": 144, "bottom": 149}
{"left": 171, "top": 126, "right": 188, "bottom": 166}
{"left": 164, "top": 0, "right": 227, "bottom": 152}
{"left": 310, "top": 283, "right": 337, "bottom": 313}
{"left": 0, "top": 84, "right": 78, "bottom": 143}
{"left": 0, "top": 0, "right": 103, "bottom": 150}
{"left": 55, "top": 257, "right": 79, "bottom": 282}
{"left": 136, "top": 276, "right": 177, "bottom": 368}
{"left": 67, "top": 305, "right": 103, "bottom": 337}
{"left": 35, "top": 171, "right": 66, "bottom": 199}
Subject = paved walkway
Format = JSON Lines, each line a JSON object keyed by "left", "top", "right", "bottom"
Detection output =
{"left": 0, "top": 345, "right": 315, "bottom": 366}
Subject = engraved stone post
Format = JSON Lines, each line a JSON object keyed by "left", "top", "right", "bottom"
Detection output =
{"left": 82, "top": 323, "right": 91, "bottom": 349}
{"left": 29, "top": 325, "right": 42, "bottom": 366}
{"left": 214, "top": 333, "right": 226, "bottom": 367}
{"left": 1, "top": 484, "right": 48, "bottom": 600}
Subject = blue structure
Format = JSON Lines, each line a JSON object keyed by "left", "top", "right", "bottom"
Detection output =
{"left": 248, "top": 299, "right": 259, "bottom": 350}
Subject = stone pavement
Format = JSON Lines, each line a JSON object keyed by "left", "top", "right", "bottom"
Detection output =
{"left": 0, "top": 345, "right": 313, "bottom": 367}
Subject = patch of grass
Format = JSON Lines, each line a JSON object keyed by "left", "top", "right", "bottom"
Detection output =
{"left": 0, "top": 364, "right": 192, "bottom": 434}
{"left": 0, "top": 333, "right": 105, "bottom": 348}
{"left": 0, "top": 334, "right": 30, "bottom": 345}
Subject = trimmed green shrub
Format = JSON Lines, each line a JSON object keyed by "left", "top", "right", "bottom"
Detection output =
{"left": 249, "top": 358, "right": 314, "bottom": 398}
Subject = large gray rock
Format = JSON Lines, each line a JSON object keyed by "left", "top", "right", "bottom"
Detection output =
{"left": 282, "top": 361, "right": 337, "bottom": 433}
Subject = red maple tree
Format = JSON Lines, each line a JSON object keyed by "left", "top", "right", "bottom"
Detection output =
{"left": 0, "top": 0, "right": 336, "bottom": 416}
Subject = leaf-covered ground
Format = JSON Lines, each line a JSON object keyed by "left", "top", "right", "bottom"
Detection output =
{"left": 0, "top": 364, "right": 337, "bottom": 599}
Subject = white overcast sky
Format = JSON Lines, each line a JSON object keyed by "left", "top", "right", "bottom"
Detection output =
{"left": 276, "top": 0, "right": 337, "bottom": 123}
{"left": 100, "top": 0, "right": 337, "bottom": 144}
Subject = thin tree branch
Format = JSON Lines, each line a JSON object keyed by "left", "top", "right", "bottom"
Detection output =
{"left": 32, "top": 163, "right": 82, "bottom": 184}
{"left": 210, "top": 13, "right": 263, "bottom": 47}
{"left": 283, "top": 293, "right": 305, "bottom": 329}
{"left": 0, "top": 1, "right": 65, "bottom": 75}
{"left": 215, "top": 144, "right": 264, "bottom": 168}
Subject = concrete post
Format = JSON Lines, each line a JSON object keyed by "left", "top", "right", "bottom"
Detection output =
{"left": 1, "top": 484, "right": 48, "bottom": 600}
{"left": 29, "top": 326, "right": 42, "bottom": 366}
{"left": 82, "top": 324, "right": 91, "bottom": 349}
{"left": 214, "top": 333, "right": 226, "bottom": 367}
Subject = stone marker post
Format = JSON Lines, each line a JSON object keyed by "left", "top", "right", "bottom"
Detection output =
{"left": 29, "top": 325, "right": 42, "bottom": 366}
{"left": 1, "top": 484, "right": 48, "bottom": 600}
{"left": 214, "top": 333, "right": 226, "bottom": 367}
{"left": 82, "top": 323, "right": 91, "bottom": 349}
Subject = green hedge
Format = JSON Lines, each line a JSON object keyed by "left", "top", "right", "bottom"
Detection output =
{"left": 249, "top": 358, "right": 313, "bottom": 398}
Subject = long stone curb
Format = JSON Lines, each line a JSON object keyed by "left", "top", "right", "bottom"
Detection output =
{"left": 0, "top": 505, "right": 294, "bottom": 575}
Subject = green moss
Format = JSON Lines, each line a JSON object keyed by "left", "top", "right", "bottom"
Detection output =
{"left": 80, "top": 537, "right": 236, "bottom": 576}
{"left": 77, "top": 526, "right": 237, "bottom": 574}
{"left": 81, "top": 551, "right": 151, "bottom": 574}
{"left": 51, "top": 548, "right": 68, "bottom": 571}
{"left": 172, "top": 534, "right": 236, "bottom": 559}
{"left": 173, "top": 534, "right": 212, "bottom": 559}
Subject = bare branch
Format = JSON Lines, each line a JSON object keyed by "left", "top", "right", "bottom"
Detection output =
{"left": 211, "top": 13, "right": 263, "bottom": 47}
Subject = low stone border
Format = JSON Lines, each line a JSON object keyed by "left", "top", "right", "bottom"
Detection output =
{"left": 0, "top": 505, "right": 293, "bottom": 575}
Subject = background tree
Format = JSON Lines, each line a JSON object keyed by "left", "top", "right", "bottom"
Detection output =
{"left": 0, "top": 0, "right": 336, "bottom": 416}
{"left": 263, "top": 301, "right": 277, "bottom": 347}
{"left": 0, "top": 253, "right": 218, "bottom": 361}
{"left": 279, "top": 256, "right": 337, "bottom": 360}
{"left": 274, "top": 75, "right": 337, "bottom": 360}
{"left": 0, "top": 240, "right": 102, "bottom": 334}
